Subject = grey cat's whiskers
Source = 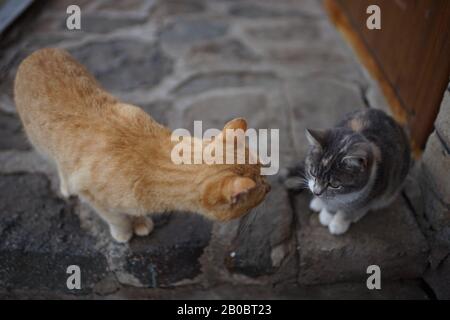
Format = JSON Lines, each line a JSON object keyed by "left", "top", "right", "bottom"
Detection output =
{"left": 284, "top": 175, "right": 308, "bottom": 191}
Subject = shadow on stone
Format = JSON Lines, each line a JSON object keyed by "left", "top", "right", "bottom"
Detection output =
{"left": 125, "top": 212, "right": 212, "bottom": 287}
{"left": 0, "top": 173, "right": 108, "bottom": 294}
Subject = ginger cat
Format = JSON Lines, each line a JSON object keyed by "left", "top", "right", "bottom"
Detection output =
{"left": 14, "top": 48, "right": 270, "bottom": 243}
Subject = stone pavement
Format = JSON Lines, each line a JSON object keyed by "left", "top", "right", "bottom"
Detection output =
{"left": 0, "top": 0, "right": 435, "bottom": 299}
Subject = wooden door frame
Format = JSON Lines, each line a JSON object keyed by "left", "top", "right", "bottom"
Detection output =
{"left": 325, "top": 0, "right": 450, "bottom": 156}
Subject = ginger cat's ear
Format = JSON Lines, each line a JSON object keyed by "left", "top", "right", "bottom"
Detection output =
{"left": 224, "top": 118, "right": 247, "bottom": 131}
{"left": 215, "top": 118, "right": 248, "bottom": 144}
{"left": 223, "top": 176, "right": 256, "bottom": 204}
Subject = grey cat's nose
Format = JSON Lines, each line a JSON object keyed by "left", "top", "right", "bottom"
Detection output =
{"left": 313, "top": 186, "right": 325, "bottom": 196}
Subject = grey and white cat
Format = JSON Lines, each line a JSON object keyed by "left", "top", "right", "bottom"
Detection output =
{"left": 284, "top": 109, "right": 410, "bottom": 235}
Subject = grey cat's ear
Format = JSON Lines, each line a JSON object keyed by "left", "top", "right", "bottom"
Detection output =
{"left": 342, "top": 146, "right": 369, "bottom": 171}
{"left": 342, "top": 156, "right": 367, "bottom": 171}
{"left": 305, "top": 129, "right": 327, "bottom": 148}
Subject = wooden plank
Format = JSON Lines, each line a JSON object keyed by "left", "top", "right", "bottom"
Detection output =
{"left": 325, "top": 0, "right": 450, "bottom": 152}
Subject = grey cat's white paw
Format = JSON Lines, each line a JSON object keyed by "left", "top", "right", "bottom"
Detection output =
{"left": 319, "top": 208, "right": 333, "bottom": 226}
{"left": 133, "top": 216, "right": 154, "bottom": 237}
{"left": 310, "top": 197, "right": 324, "bottom": 212}
{"left": 110, "top": 226, "right": 133, "bottom": 243}
{"left": 328, "top": 218, "right": 351, "bottom": 235}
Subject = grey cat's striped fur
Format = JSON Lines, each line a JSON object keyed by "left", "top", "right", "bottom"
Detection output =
{"left": 284, "top": 109, "right": 410, "bottom": 235}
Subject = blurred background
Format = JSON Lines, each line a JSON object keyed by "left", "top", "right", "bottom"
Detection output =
{"left": 0, "top": 0, "right": 449, "bottom": 299}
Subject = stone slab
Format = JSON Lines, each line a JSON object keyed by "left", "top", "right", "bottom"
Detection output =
{"left": 69, "top": 39, "right": 173, "bottom": 92}
{"left": 421, "top": 132, "right": 450, "bottom": 207}
{"left": 0, "top": 173, "right": 108, "bottom": 294}
{"left": 424, "top": 254, "right": 450, "bottom": 300}
{"left": 294, "top": 193, "right": 429, "bottom": 285}
{"left": 123, "top": 213, "right": 212, "bottom": 287}
{"left": 225, "top": 178, "right": 295, "bottom": 278}
{"left": 435, "top": 86, "right": 450, "bottom": 145}
{"left": 0, "top": 112, "right": 29, "bottom": 151}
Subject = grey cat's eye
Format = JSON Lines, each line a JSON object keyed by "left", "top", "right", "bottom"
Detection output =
{"left": 329, "top": 181, "right": 341, "bottom": 189}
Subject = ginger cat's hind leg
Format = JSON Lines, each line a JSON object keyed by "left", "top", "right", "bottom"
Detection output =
{"left": 105, "top": 212, "right": 133, "bottom": 243}
{"left": 89, "top": 201, "right": 133, "bottom": 243}
{"left": 57, "top": 165, "right": 70, "bottom": 198}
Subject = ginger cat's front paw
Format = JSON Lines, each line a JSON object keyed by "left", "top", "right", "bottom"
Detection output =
{"left": 110, "top": 225, "right": 133, "bottom": 243}
{"left": 133, "top": 216, "right": 154, "bottom": 237}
